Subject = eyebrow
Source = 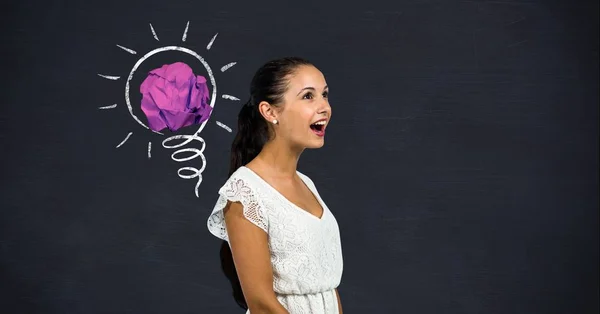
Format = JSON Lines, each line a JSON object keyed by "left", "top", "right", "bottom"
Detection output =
{"left": 296, "top": 85, "right": 329, "bottom": 96}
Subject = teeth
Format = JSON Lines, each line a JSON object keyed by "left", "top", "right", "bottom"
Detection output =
{"left": 312, "top": 121, "right": 326, "bottom": 125}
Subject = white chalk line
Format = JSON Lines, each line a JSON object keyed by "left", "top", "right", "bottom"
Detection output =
{"left": 206, "top": 33, "right": 218, "bottom": 50}
{"left": 97, "top": 74, "right": 120, "bottom": 80}
{"left": 98, "top": 104, "right": 117, "bottom": 109}
{"left": 149, "top": 23, "right": 159, "bottom": 41}
{"left": 116, "top": 132, "right": 133, "bottom": 148}
{"left": 220, "top": 62, "right": 236, "bottom": 72}
{"left": 222, "top": 94, "right": 240, "bottom": 101}
{"left": 162, "top": 133, "right": 207, "bottom": 198}
{"left": 215, "top": 121, "right": 232, "bottom": 132}
{"left": 116, "top": 44, "right": 137, "bottom": 54}
{"left": 182, "top": 21, "right": 189, "bottom": 42}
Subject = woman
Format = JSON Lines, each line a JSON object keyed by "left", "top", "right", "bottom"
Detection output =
{"left": 207, "top": 57, "right": 344, "bottom": 313}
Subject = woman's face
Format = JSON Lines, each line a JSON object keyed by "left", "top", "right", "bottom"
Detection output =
{"left": 276, "top": 65, "right": 331, "bottom": 149}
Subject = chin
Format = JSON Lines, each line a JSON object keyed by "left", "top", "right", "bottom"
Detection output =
{"left": 306, "top": 139, "right": 325, "bottom": 149}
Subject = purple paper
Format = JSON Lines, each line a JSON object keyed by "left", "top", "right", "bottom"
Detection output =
{"left": 140, "top": 62, "right": 212, "bottom": 132}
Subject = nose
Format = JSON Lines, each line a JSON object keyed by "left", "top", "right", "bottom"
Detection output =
{"left": 317, "top": 97, "right": 331, "bottom": 115}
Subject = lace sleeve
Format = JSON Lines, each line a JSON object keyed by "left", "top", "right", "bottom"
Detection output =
{"left": 207, "top": 175, "right": 268, "bottom": 242}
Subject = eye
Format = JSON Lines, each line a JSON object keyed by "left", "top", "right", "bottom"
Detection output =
{"left": 323, "top": 91, "right": 329, "bottom": 98}
{"left": 302, "top": 92, "right": 314, "bottom": 100}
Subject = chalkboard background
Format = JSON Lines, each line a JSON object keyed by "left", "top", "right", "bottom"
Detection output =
{"left": 1, "top": 0, "right": 598, "bottom": 313}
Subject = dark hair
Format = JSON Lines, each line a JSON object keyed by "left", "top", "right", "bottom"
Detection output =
{"left": 219, "top": 57, "right": 313, "bottom": 310}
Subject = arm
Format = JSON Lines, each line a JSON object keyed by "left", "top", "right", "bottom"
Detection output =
{"left": 335, "top": 288, "right": 343, "bottom": 314}
{"left": 223, "top": 201, "right": 289, "bottom": 314}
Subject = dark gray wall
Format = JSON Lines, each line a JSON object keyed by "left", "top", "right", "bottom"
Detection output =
{"left": 1, "top": 0, "right": 598, "bottom": 313}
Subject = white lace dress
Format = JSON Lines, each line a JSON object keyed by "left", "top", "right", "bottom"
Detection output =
{"left": 207, "top": 166, "right": 344, "bottom": 314}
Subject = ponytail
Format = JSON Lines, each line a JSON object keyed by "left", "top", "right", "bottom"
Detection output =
{"left": 218, "top": 57, "right": 313, "bottom": 310}
{"left": 228, "top": 99, "right": 269, "bottom": 177}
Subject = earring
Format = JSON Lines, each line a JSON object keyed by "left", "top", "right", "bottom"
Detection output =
{"left": 272, "top": 119, "right": 278, "bottom": 124}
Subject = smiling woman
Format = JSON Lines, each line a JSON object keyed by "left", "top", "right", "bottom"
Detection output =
{"left": 207, "top": 57, "right": 344, "bottom": 314}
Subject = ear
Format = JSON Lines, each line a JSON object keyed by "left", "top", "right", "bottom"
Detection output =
{"left": 258, "top": 101, "right": 278, "bottom": 123}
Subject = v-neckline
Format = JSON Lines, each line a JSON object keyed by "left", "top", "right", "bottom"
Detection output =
{"left": 240, "top": 166, "right": 326, "bottom": 221}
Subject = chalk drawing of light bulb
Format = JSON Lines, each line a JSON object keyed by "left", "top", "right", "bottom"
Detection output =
{"left": 97, "top": 22, "right": 238, "bottom": 197}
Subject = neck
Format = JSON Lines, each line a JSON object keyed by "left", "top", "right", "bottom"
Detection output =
{"left": 255, "top": 137, "right": 304, "bottom": 179}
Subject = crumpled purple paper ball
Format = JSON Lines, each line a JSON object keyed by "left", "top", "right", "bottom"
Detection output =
{"left": 140, "top": 62, "right": 212, "bottom": 132}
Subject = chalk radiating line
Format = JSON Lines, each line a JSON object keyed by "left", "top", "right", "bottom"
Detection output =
{"left": 148, "top": 142, "right": 152, "bottom": 158}
{"left": 221, "top": 62, "right": 237, "bottom": 72}
{"left": 116, "top": 44, "right": 137, "bottom": 54}
{"left": 98, "top": 104, "right": 117, "bottom": 109}
{"left": 149, "top": 23, "right": 159, "bottom": 41}
{"left": 216, "top": 121, "right": 232, "bottom": 132}
{"left": 116, "top": 132, "right": 133, "bottom": 148}
{"left": 222, "top": 94, "right": 240, "bottom": 101}
{"left": 206, "top": 33, "right": 218, "bottom": 50}
{"left": 97, "top": 74, "right": 120, "bottom": 80}
{"left": 182, "top": 21, "right": 190, "bottom": 42}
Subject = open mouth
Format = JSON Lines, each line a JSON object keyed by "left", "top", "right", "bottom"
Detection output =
{"left": 310, "top": 121, "right": 326, "bottom": 136}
